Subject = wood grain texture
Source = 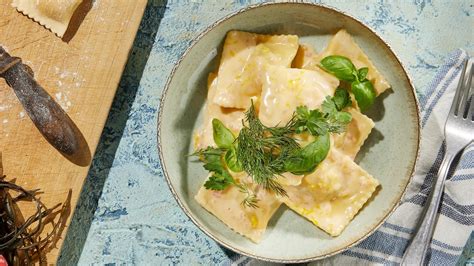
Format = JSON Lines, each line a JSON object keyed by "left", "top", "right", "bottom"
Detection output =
{"left": 0, "top": 0, "right": 147, "bottom": 263}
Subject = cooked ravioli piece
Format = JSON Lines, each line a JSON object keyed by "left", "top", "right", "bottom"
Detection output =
{"left": 332, "top": 108, "right": 375, "bottom": 159}
{"left": 316, "top": 29, "right": 390, "bottom": 95}
{"left": 259, "top": 65, "right": 339, "bottom": 127}
{"left": 292, "top": 44, "right": 318, "bottom": 69}
{"left": 280, "top": 149, "right": 379, "bottom": 236}
{"left": 195, "top": 73, "right": 245, "bottom": 149}
{"left": 195, "top": 173, "right": 282, "bottom": 243}
{"left": 212, "top": 31, "right": 299, "bottom": 109}
{"left": 12, "top": 0, "right": 82, "bottom": 37}
{"left": 274, "top": 172, "right": 304, "bottom": 186}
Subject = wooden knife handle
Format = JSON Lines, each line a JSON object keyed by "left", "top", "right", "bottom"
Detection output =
{"left": 0, "top": 48, "right": 90, "bottom": 165}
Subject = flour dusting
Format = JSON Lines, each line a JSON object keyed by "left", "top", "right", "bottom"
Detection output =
{"left": 54, "top": 91, "right": 72, "bottom": 110}
{"left": 51, "top": 66, "right": 86, "bottom": 111}
{"left": 0, "top": 103, "right": 12, "bottom": 112}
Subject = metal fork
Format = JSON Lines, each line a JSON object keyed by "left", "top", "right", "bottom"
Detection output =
{"left": 401, "top": 58, "right": 474, "bottom": 265}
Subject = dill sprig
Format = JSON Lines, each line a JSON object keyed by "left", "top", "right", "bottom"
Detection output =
{"left": 236, "top": 104, "right": 298, "bottom": 196}
{"left": 236, "top": 183, "right": 259, "bottom": 208}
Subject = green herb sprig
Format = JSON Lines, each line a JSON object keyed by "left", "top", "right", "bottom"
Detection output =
{"left": 192, "top": 120, "right": 258, "bottom": 208}
{"left": 294, "top": 88, "right": 352, "bottom": 135}
{"left": 320, "top": 55, "right": 376, "bottom": 111}
{"left": 236, "top": 103, "right": 299, "bottom": 197}
{"left": 192, "top": 92, "right": 353, "bottom": 207}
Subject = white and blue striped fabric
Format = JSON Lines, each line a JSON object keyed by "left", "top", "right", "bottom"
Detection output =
{"left": 231, "top": 49, "right": 473, "bottom": 266}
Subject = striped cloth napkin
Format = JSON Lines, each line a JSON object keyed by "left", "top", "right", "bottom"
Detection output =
{"left": 230, "top": 49, "right": 473, "bottom": 266}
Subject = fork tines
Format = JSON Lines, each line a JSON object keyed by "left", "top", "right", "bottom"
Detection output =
{"left": 451, "top": 58, "right": 474, "bottom": 120}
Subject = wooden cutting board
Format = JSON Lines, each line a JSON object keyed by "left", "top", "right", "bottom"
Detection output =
{"left": 0, "top": 0, "right": 147, "bottom": 263}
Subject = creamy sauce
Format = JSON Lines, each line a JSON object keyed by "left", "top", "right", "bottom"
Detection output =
{"left": 212, "top": 31, "right": 299, "bottom": 109}
{"left": 281, "top": 149, "right": 379, "bottom": 236}
{"left": 259, "top": 65, "right": 339, "bottom": 127}
{"left": 332, "top": 108, "right": 375, "bottom": 159}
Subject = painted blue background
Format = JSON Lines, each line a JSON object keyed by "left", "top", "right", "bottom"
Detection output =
{"left": 57, "top": 0, "right": 473, "bottom": 265}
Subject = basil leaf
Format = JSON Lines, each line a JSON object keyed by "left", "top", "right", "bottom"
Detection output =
{"left": 320, "top": 55, "right": 357, "bottom": 82}
{"left": 358, "top": 67, "right": 369, "bottom": 81}
{"left": 332, "top": 88, "right": 352, "bottom": 111}
{"left": 351, "top": 80, "right": 376, "bottom": 111}
{"left": 212, "top": 118, "right": 235, "bottom": 149}
{"left": 224, "top": 147, "right": 243, "bottom": 172}
{"left": 284, "top": 133, "right": 330, "bottom": 175}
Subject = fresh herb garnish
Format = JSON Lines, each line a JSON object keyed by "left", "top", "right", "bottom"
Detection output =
{"left": 236, "top": 104, "right": 299, "bottom": 197}
{"left": 192, "top": 94, "right": 353, "bottom": 207}
{"left": 192, "top": 120, "right": 258, "bottom": 208}
{"left": 193, "top": 146, "right": 259, "bottom": 208}
{"left": 284, "top": 133, "right": 330, "bottom": 175}
{"left": 212, "top": 119, "right": 235, "bottom": 149}
{"left": 294, "top": 88, "right": 352, "bottom": 135}
{"left": 351, "top": 79, "right": 376, "bottom": 111}
{"left": 320, "top": 55, "right": 376, "bottom": 111}
{"left": 319, "top": 55, "right": 358, "bottom": 82}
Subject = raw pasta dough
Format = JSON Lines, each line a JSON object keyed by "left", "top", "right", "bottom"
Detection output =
{"left": 12, "top": 0, "right": 83, "bottom": 37}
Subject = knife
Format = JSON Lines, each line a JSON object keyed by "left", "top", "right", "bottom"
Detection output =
{"left": 0, "top": 46, "right": 90, "bottom": 166}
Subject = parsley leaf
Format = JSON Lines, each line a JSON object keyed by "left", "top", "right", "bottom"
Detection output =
{"left": 192, "top": 127, "right": 257, "bottom": 208}
{"left": 204, "top": 170, "right": 234, "bottom": 190}
{"left": 295, "top": 92, "right": 352, "bottom": 137}
{"left": 295, "top": 107, "right": 329, "bottom": 136}
{"left": 193, "top": 147, "right": 235, "bottom": 191}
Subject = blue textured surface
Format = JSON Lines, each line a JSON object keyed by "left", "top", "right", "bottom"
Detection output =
{"left": 57, "top": 1, "right": 473, "bottom": 265}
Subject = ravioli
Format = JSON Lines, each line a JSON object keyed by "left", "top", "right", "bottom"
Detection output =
{"left": 12, "top": 0, "right": 82, "bottom": 37}
{"left": 315, "top": 29, "right": 391, "bottom": 95}
{"left": 195, "top": 172, "right": 281, "bottom": 243}
{"left": 292, "top": 44, "right": 318, "bottom": 69}
{"left": 332, "top": 108, "right": 375, "bottom": 159}
{"left": 280, "top": 149, "right": 379, "bottom": 236}
{"left": 258, "top": 65, "right": 339, "bottom": 127}
{"left": 212, "top": 31, "right": 299, "bottom": 109}
{"left": 194, "top": 73, "right": 245, "bottom": 149}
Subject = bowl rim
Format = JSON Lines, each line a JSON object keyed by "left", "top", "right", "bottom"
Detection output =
{"left": 157, "top": 2, "right": 421, "bottom": 263}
